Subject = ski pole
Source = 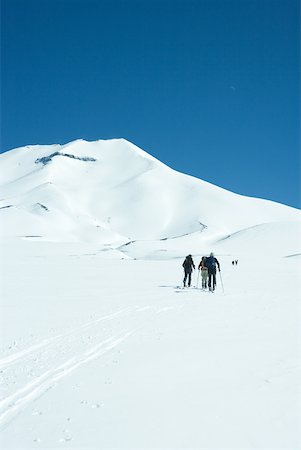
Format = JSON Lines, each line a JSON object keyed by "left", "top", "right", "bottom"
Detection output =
{"left": 219, "top": 270, "right": 224, "bottom": 293}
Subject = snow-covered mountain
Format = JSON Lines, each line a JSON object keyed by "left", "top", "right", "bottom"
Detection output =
{"left": 0, "top": 138, "right": 300, "bottom": 257}
{"left": 1, "top": 139, "right": 300, "bottom": 448}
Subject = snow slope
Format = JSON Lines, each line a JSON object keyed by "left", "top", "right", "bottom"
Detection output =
{"left": 0, "top": 139, "right": 300, "bottom": 254}
{"left": 0, "top": 139, "right": 300, "bottom": 448}
{"left": 0, "top": 240, "right": 300, "bottom": 449}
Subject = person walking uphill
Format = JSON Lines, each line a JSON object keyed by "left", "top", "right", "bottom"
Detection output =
{"left": 198, "top": 256, "right": 208, "bottom": 289}
{"left": 182, "top": 255, "right": 195, "bottom": 287}
{"left": 205, "top": 252, "right": 220, "bottom": 292}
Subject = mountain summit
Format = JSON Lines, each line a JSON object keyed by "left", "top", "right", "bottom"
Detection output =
{"left": 0, "top": 138, "right": 299, "bottom": 256}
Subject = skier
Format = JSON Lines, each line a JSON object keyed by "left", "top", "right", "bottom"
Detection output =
{"left": 205, "top": 252, "right": 220, "bottom": 292}
{"left": 182, "top": 254, "right": 195, "bottom": 287}
{"left": 198, "top": 256, "right": 208, "bottom": 289}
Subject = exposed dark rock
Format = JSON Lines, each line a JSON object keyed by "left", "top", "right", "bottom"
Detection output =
{"left": 35, "top": 152, "right": 97, "bottom": 165}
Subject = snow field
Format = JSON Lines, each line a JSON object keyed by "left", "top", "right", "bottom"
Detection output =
{"left": 0, "top": 241, "right": 299, "bottom": 448}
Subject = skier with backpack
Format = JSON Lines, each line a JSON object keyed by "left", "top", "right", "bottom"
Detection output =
{"left": 205, "top": 252, "right": 220, "bottom": 292}
{"left": 182, "top": 254, "right": 195, "bottom": 287}
{"left": 198, "top": 256, "right": 208, "bottom": 289}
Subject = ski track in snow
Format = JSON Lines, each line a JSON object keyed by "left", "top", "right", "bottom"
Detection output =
{"left": 0, "top": 330, "right": 135, "bottom": 428}
{"left": 0, "top": 303, "right": 181, "bottom": 429}
{"left": 0, "top": 306, "right": 133, "bottom": 369}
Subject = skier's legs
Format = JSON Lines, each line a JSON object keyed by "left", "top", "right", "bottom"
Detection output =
{"left": 208, "top": 268, "right": 217, "bottom": 290}
{"left": 208, "top": 272, "right": 212, "bottom": 289}
{"left": 188, "top": 272, "right": 192, "bottom": 287}
{"left": 183, "top": 271, "right": 188, "bottom": 287}
{"left": 201, "top": 272, "right": 208, "bottom": 288}
{"left": 212, "top": 271, "right": 217, "bottom": 290}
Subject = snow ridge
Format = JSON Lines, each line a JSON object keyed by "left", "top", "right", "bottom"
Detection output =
{"left": 0, "top": 138, "right": 300, "bottom": 256}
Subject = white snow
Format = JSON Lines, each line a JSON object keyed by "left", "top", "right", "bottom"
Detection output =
{"left": 0, "top": 138, "right": 300, "bottom": 448}
{"left": 0, "top": 138, "right": 299, "bottom": 244}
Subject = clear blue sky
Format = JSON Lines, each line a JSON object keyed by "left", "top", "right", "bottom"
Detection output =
{"left": 1, "top": 0, "right": 300, "bottom": 208}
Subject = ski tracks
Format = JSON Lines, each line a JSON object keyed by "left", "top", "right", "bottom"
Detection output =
{"left": 0, "top": 302, "right": 180, "bottom": 428}
{"left": 0, "top": 331, "right": 134, "bottom": 428}
{"left": 0, "top": 306, "right": 132, "bottom": 370}
{"left": 0, "top": 306, "right": 141, "bottom": 428}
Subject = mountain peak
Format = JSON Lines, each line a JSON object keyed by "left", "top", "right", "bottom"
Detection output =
{"left": 0, "top": 138, "right": 299, "bottom": 249}
{"left": 36, "top": 138, "right": 162, "bottom": 166}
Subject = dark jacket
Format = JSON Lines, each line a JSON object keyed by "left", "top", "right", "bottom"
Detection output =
{"left": 182, "top": 255, "right": 195, "bottom": 273}
{"left": 205, "top": 256, "right": 220, "bottom": 272}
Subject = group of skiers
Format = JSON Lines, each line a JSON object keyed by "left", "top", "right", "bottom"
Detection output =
{"left": 182, "top": 253, "right": 220, "bottom": 292}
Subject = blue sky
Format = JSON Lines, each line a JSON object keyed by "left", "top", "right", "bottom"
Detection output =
{"left": 1, "top": 0, "right": 300, "bottom": 208}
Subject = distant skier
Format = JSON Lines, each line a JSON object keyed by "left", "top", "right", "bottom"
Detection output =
{"left": 198, "top": 256, "right": 208, "bottom": 289}
{"left": 182, "top": 255, "right": 195, "bottom": 287}
{"left": 235, "top": 260, "right": 238, "bottom": 265}
{"left": 232, "top": 260, "right": 235, "bottom": 266}
{"left": 205, "top": 252, "right": 220, "bottom": 292}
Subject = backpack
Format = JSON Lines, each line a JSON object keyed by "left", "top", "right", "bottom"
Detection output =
{"left": 182, "top": 257, "right": 189, "bottom": 269}
{"left": 183, "top": 256, "right": 193, "bottom": 271}
{"left": 205, "top": 256, "right": 216, "bottom": 270}
{"left": 198, "top": 257, "right": 207, "bottom": 270}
